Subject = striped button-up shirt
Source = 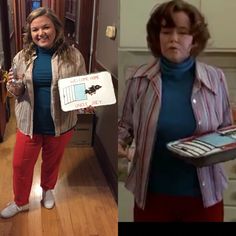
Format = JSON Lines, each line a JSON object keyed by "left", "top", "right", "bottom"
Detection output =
{"left": 13, "top": 46, "right": 87, "bottom": 138}
{"left": 118, "top": 58, "right": 233, "bottom": 209}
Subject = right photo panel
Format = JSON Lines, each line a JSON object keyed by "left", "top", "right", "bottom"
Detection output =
{"left": 118, "top": 0, "right": 236, "bottom": 223}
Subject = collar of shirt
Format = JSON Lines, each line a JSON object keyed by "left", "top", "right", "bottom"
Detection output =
{"left": 132, "top": 58, "right": 218, "bottom": 95}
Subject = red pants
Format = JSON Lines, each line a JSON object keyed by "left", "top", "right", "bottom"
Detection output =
{"left": 13, "top": 130, "right": 73, "bottom": 206}
{"left": 134, "top": 193, "right": 223, "bottom": 222}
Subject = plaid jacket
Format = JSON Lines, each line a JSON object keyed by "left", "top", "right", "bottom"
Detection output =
{"left": 118, "top": 58, "right": 233, "bottom": 209}
{"left": 13, "top": 46, "right": 86, "bottom": 137}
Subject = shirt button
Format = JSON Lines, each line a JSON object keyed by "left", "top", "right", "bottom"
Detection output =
{"left": 192, "top": 99, "right": 197, "bottom": 104}
{"left": 198, "top": 120, "right": 201, "bottom": 125}
{"left": 202, "top": 181, "right": 205, "bottom": 186}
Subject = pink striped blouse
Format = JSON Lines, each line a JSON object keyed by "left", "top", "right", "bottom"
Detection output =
{"left": 118, "top": 58, "right": 233, "bottom": 209}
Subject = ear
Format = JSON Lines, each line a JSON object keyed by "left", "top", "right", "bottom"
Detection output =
{"left": 191, "top": 40, "right": 198, "bottom": 49}
{"left": 190, "top": 41, "right": 198, "bottom": 55}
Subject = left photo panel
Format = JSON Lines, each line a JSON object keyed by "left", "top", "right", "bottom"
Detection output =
{"left": 0, "top": 0, "right": 118, "bottom": 235}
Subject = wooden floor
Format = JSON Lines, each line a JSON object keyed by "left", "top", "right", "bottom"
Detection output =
{"left": 0, "top": 105, "right": 118, "bottom": 236}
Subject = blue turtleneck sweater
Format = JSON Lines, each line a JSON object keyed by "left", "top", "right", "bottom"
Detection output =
{"left": 148, "top": 56, "right": 201, "bottom": 196}
{"left": 33, "top": 46, "right": 55, "bottom": 135}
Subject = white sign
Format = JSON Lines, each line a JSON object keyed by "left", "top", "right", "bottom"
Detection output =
{"left": 58, "top": 71, "right": 116, "bottom": 112}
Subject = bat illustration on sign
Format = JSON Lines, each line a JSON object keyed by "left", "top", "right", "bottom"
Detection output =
{"left": 85, "top": 85, "right": 102, "bottom": 95}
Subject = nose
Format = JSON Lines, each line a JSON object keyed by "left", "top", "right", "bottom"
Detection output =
{"left": 169, "top": 30, "right": 178, "bottom": 42}
{"left": 38, "top": 28, "right": 45, "bottom": 36}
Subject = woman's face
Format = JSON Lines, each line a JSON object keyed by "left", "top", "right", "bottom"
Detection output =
{"left": 159, "top": 11, "right": 194, "bottom": 63}
{"left": 30, "top": 15, "right": 56, "bottom": 49}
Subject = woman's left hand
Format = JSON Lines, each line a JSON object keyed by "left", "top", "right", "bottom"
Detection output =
{"left": 83, "top": 105, "right": 95, "bottom": 114}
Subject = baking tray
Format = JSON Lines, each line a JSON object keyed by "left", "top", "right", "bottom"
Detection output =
{"left": 167, "top": 125, "right": 236, "bottom": 167}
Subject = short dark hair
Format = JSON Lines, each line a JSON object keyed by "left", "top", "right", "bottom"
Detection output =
{"left": 146, "top": 0, "right": 210, "bottom": 58}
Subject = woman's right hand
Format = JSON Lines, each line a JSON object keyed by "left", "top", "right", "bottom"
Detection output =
{"left": 6, "top": 69, "right": 25, "bottom": 97}
{"left": 118, "top": 142, "right": 129, "bottom": 159}
{"left": 118, "top": 142, "right": 133, "bottom": 161}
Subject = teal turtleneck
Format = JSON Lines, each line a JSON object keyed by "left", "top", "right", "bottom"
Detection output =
{"left": 160, "top": 56, "right": 195, "bottom": 76}
{"left": 148, "top": 56, "right": 201, "bottom": 196}
{"left": 33, "top": 46, "right": 55, "bottom": 135}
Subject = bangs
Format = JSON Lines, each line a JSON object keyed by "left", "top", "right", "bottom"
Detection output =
{"left": 160, "top": 4, "right": 183, "bottom": 28}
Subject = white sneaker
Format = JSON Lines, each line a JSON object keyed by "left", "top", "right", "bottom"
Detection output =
{"left": 42, "top": 190, "right": 55, "bottom": 209}
{"left": 0, "top": 202, "right": 29, "bottom": 218}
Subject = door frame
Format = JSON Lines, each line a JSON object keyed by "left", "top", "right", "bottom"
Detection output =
{"left": 74, "top": 0, "right": 99, "bottom": 73}
{"left": 0, "top": 0, "right": 11, "bottom": 69}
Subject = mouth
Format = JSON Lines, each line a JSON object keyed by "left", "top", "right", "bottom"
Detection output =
{"left": 38, "top": 35, "right": 49, "bottom": 41}
{"left": 169, "top": 46, "right": 178, "bottom": 50}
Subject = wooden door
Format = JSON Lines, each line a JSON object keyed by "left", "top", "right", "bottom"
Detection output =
{"left": 64, "top": 0, "right": 98, "bottom": 73}
{"left": 0, "top": 0, "right": 11, "bottom": 141}
{"left": 0, "top": 0, "right": 11, "bottom": 69}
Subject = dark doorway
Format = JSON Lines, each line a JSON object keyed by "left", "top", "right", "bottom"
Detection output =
{"left": 0, "top": 0, "right": 11, "bottom": 70}
{"left": 26, "top": 0, "right": 42, "bottom": 16}
{"left": 64, "top": 0, "right": 98, "bottom": 73}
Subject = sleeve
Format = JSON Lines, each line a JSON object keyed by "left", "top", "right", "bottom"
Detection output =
{"left": 7, "top": 51, "right": 26, "bottom": 99}
{"left": 118, "top": 77, "right": 137, "bottom": 148}
{"left": 218, "top": 69, "right": 233, "bottom": 128}
{"left": 74, "top": 47, "right": 87, "bottom": 75}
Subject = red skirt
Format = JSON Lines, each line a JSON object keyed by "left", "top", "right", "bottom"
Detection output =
{"left": 134, "top": 192, "right": 223, "bottom": 222}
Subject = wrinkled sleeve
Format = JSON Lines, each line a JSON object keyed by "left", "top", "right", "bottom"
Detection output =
{"left": 218, "top": 69, "right": 233, "bottom": 128}
{"left": 73, "top": 47, "right": 87, "bottom": 75}
{"left": 11, "top": 51, "right": 27, "bottom": 100}
{"left": 118, "top": 77, "right": 137, "bottom": 148}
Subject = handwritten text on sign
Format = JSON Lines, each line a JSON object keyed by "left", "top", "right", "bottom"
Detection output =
{"left": 58, "top": 71, "right": 116, "bottom": 112}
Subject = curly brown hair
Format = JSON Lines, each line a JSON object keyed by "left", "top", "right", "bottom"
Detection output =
{"left": 146, "top": 0, "right": 210, "bottom": 58}
{"left": 23, "top": 7, "right": 75, "bottom": 64}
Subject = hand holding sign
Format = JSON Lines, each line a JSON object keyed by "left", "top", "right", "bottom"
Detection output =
{"left": 58, "top": 71, "right": 116, "bottom": 112}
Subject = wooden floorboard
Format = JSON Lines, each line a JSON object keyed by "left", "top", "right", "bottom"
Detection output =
{"left": 0, "top": 103, "right": 118, "bottom": 236}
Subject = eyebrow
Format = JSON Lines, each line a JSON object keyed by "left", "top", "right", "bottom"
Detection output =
{"left": 161, "top": 25, "right": 189, "bottom": 29}
{"left": 31, "top": 23, "right": 51, "bottom": 29}
{"left": 177, "top": 26, "right": 189, "bottom": 29}
{"left": 161, "top": 26, "right": 190, "bottom": 33}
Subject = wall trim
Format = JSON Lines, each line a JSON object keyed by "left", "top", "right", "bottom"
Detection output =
{"left": 93, "top": 133, "right": 117, "bottom": 202}
{"left": 93, "top": 60, "right": 117, "bottom": 202}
